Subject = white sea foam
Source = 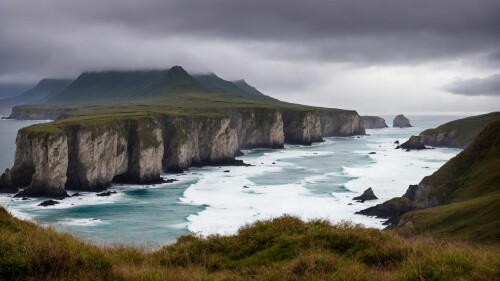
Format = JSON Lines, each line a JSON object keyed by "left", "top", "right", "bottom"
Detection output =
{"left": 59, "top": 218, "right": 107, "bottom": 226}
{"left": 181, "top": 127, "right": 460, "bottom": 237}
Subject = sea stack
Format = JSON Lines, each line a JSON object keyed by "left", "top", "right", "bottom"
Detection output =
{"left": 393, "top": 114, "right": 412, "bottom": 128}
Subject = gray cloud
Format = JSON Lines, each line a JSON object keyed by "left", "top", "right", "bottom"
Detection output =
{"left": 444, "top": 74, "right": 500, "bottom": 97}
{"left": 0, "top": 0, "right": 499, "bottom": 81}
{"left": 0, "top": 0, "right": 499, "bottom": 114}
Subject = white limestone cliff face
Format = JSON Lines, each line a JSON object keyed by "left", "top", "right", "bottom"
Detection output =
{"left": 319, "top": 111, "right": 365, "bottom": 136}
{"left": 11, "top": 131, "right": 68, "bottom": 196}
{"left": 282, "top": 110, "right": 323, "bottom": 145}
{"left": 223, "top": 108, "right": 284, "bottom": 149}
{"left": 65, "top": 119, "right": 163, "bottom": 190}
{"left": 161, "top": 115, "right": 239, "bottom": 171}
{"left": 3, "top": 108, "right": 366, "bottom": 196}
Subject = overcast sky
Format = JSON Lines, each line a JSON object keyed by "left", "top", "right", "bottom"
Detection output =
{"left": 1, "top": 0, "right": 499, "bottom": 114}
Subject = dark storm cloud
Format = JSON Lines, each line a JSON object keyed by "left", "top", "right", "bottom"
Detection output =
{"left": 444, "top": 74, "right": 500, "bottom": 97}
{"left": 0, "top": 0, "right": 499, "bottom": 80}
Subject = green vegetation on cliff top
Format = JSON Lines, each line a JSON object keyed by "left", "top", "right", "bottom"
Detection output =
{"left": 397, "top": 119, "right": 500, "bottom": 240}
{"left": 1, "top": 207, "right": 498, "bottom": 281}
{"left": 419, "top": 111, "right": 500, "bottom": 148}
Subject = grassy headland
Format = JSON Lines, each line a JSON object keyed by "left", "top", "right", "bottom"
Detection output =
{"left": 396, "top": 119, "right": 500, "bottom": 240}
{"left": 419, "top": 112, "right": 500, "bottom": 148}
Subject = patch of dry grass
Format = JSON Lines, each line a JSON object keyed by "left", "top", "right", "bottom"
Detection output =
{"left": 0, "top": 208, "right": 498, "bottom": 281}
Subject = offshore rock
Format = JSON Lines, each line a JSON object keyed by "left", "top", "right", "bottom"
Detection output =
{"left": 353, "top": 187, "right": 378, "bottom": 201}
{"left": 393, "top": 114, "right": 412, "bottom": 128}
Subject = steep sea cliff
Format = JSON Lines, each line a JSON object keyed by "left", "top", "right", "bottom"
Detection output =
{"left": 1, "top": 108, "right": 364, "bottom": 196}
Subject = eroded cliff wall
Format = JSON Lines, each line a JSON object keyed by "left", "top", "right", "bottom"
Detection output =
{"left": 2, "top": 108, "right": 365, "bottom": 196}
{"left": 11, "top": 130, "right": 68, "bottom": 196}
{"left": 160, "top": 114, "right": 239, "bottom": 172}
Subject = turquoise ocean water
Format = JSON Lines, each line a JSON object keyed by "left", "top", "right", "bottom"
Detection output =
{"left": 0, "top": 115, "right": 462, "bottom": 245}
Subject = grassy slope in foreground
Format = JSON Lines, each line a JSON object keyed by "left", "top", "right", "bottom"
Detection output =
{"left": 0, "top": 207, "right": 498, "bottom": 281}
{"left": 419, "top": 111, "right": 500, "bottom": 148}
{"left": 396, "top": 119, "right": 500, "bottom": 240}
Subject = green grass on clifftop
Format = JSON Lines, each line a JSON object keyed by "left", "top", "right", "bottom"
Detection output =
{"left": 0, "top": 207, "right": 499, "bottom": 281}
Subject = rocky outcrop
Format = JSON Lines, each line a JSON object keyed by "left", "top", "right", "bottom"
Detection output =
{"left": 281, "top": 110, "right": 322, "bottom": 145}
{"left": 361, "top": 116, "right": 388, "bottom": 129}
{"left": 8, "top": 105, "right": 71, "bottom": 120}
{"left": 353, "top": 187, "right": 378, "bottom": 201}
{"left": 419, "top": 129, "right": 461, "bottom": 148}
{"left": 357, "top": 181, "right": 441, "bottom": 222}
{"left": 356, "top": 197, "right": 415, "bottom": 225}
{"left": 397, "top": 136, "right": 427, "bottom": 150}
{"left": 318, "top": 111, "right": 365, "bottom": 137}
{"left": 393, "top": 114, "right": 412, "bottom": 128}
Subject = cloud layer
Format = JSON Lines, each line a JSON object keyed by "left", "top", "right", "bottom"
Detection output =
{"left": 0, "top": 0, "right": 499, "bottom": 113}
{"left": 444, "top": 74, "right": 500, "bottom": 97}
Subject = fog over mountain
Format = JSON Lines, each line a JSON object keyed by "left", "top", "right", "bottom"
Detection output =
{"left": 1, "top": 0, "right": 499, "bottom": 114}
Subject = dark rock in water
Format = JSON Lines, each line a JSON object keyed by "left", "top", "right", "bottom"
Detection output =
{"left": 165, "top": 179, "right": 178, "bottom": 183}
{"left": 356, "top": 197, "right": 415, "bottom": 221}
{"left": 90, "top": 218, "right": 98, "bottom": 221}
{"left": 96, "top": 191, "right": 117, "bottom": 197}
{"left": 243, "top": 186, "right": 249, "bottom": 188}
{"left": 356, "top": 136, "right": 361, "bottom": 138}
{"left": 393, "top": 114, "right": 412, "bottom": 128}
{"left": 369, "top": 152, "right": 376, "bottom": 155}
{"left": 394, "top": 140, "right": 400, "bottom": 144}
{"left": 223, "top": 170, "right": 230, "bottom": 173}
{"left": 399, "top": 136, "right": 427, "bottom": 150}
{"left": 22, "top": 197, "right": 30, "bottom": 201}
{"left": 348, "top": 203, "right": 353, "bottom": 205}
{"left": 353, "top": 187, "right": 378, "bottom": 202}
{"left": 272, "top": 162, "right": 276, "bottom": 164}
{"left": 38, "top": 200, "right": 60, "bottom": 207}
{"left": 71, "top": 193, "right": 82, "bottom": 197}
